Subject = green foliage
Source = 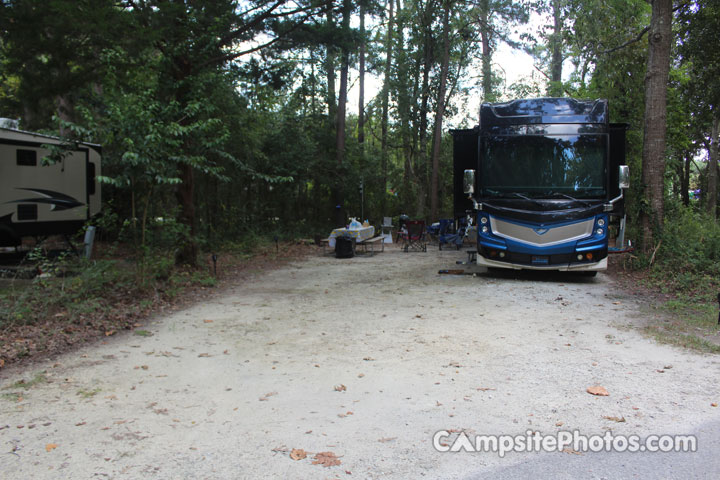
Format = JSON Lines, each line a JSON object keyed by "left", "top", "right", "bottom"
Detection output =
{"left": 0, "top": 247, "right": 213, "bottom": 329}
{"left": 649, "top": 204, "right": 720, "bottom": 303}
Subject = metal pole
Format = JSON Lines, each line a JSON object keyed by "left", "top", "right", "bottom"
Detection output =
{"left": 83, "top": 226, "right": 96, "bottom": 259}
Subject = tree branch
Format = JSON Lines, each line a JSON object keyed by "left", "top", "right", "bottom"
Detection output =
{"left": 599, "top": 25, "right": 650, "bottom": 55}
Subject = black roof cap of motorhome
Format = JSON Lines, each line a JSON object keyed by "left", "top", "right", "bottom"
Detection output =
{"left": 480, "top": 98, "right": 608, "bottom": 126}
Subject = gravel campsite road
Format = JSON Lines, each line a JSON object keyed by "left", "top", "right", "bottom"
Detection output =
{"left": 2, "top": 247, "right": 720, "bottom": 479}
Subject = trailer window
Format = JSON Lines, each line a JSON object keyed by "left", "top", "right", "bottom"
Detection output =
{"left": 17, "top": 204, "right": 37, "bottom": 221}
{"left": 16, "top": 149, "right": 37, "bottom": 166}
{"left": 87, "top": 162, "right": 96, "bottom": 195}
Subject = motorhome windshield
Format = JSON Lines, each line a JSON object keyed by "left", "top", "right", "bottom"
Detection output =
{"left": 480, "top": 134, "right": 607, "bottom": 199}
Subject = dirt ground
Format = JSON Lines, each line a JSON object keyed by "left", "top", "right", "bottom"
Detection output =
{"left": 1, "top": 246, "right": 720, "bottom": 479}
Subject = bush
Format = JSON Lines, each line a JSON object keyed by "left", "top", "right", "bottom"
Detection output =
{"left": 651, "top": 204, "right": 720, "bottom": 302}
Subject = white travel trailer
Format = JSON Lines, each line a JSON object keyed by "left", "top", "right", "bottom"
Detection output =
{"left": 0, "top": 125, "right": 101, "bottom": 246}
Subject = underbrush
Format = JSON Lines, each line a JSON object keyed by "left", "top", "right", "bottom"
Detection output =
{"left": 0, "top": 247, "right": 216, "bottom": 332}
{"left": 632, "top": 205, "right": 720, "bottom": 350}
{"left": 0, "top": 234, "right": 311, "bottom": 367}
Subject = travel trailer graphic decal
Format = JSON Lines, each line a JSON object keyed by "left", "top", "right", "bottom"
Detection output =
{"left": 8, "top": 188, "right": 84, "bottom": 211}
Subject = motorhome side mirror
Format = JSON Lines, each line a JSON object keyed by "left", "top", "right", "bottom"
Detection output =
{"left": 463, "top": 169, "right": 475, "bottom": 195}
{"left": 618, "top": 165, "right": 630, "bottom": 190}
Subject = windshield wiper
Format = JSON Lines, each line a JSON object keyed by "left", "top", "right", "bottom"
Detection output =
{"left": 547, "top": 192, "right": 591, "bottom": 207}
{"left": 512, "top": 192, "right": 543, "bottom": 206}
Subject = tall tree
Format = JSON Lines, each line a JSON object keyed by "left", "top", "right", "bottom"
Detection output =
{"left": 678, "top": 0, "right": 720, "bottom": 219}
{"left": 470, "top": 0, "right": 528, "bottom": 103}
{"left": 380, "top": 0, "right": 394, "bottom": 217}
{"left": 639, "top": 0, "right": 672, "bottom": 252}
{"left": 358, "top": 0, "right": 366, "bottom": 149}
{"left": 430, "top": 0, "right": 452, "bottom": 221}
{"left": 547, "top": 0, "right": 563, "bottom": 96}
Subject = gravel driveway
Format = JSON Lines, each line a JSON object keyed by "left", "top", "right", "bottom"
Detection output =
{"left": 2, "top": 248, "right": 719, "bottom": 479}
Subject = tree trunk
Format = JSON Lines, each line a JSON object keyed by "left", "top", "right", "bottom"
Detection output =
{"left": 681, "top": 151, "right": 691, "bottom": 206}
{"left": 325, "top": 0, "right": 337, "bottom": 123}
{"left": 358, "top": 3, "right": 366, "bottom": 149}
{"left": 380, "top": 0, "right": 394, "bottom": 217}
{"left": 548, "top": 0, "right": 563, "bottom": 96}
{"left": 175, "top": 162, "right": 197, "bottom": 265}
{"left": 334, "top": 0, "right": 351, "bottom": 227}
{"left": 706, "top": 113, "right": 719, "bottom": 219}
{"left": 55, "top": 94, "right": 75, "bottom": 137}
{"left": 415, "top": 0, "right": 434, "bottom": 219}
{"left": 325, "top": 0, "right": 340, "bottom": 225}
{"left": 478, "top": 0, "right": 494, "bottom": 103}
{"left": 430, "top": 1, "right": 451, "bottom": 222}
{"left": 639, "top": 0, "right": 672, "bottom": 253}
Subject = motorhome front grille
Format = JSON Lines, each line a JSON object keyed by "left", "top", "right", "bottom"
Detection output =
{"left": 17, "top": 204, "right": 37, "bottom": 221}
{"left": 490, "top": 217, "right": 594, "bottom": 247}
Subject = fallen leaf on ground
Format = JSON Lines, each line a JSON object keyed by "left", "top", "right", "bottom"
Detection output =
{"left": 334, "top": 384, "right": 347, "bottom": 392}
{"left": 555, "top": 422, "right": 564, "bottom": 427}
{"left": 45, "top": 443, "right": 58, "bottom": 452}
{"left": 476, "top": 387, "right": 495, "bottom": 391}
{"left": 312, "top": 451, "right": 341, "bottom": 467}
{"left": 587, "top": 386, "right": 609, "bottom": 396}
{"left": 290, "top": 448, "right": 307, "bottom": 460}
{"left": 711, "top": 403, "right": 718, "bottom": 407}
{"left": 203, "top": 319, "right": 213, "bottom": 323}
{"left": 603, "top": 416, "right": 626, "bottom": 423}
{"left": 197, "top": 353, "right": 210, "bottom": 358}
{"left": 562, "top": 447, "right": 583, "bottom": 455}
{"left": 105, "top": 330, "right": 116, "bottom": 336}
{"left": 378, "top": 437, "right": 397, "bottom": 443}
{"left": 259, "top": 392, "right": 278, "bottom": 401}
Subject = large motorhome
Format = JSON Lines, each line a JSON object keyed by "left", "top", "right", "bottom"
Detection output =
{"left": 453, "top": 98, "right": 628, "bottom": 274}
{"left": 0, "top": 125, "right": 101, "bottom": 247}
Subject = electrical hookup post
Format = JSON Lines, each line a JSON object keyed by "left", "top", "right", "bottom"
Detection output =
{"left": 452, "top": 98, "right": 629, "bottom": 275}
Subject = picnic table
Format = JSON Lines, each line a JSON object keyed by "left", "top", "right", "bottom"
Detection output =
{"left": 328, "top": 226, "right": 375, "bottom": 248}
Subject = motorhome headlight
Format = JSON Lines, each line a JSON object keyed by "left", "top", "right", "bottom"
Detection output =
{"left": 481, "top": 226, "right": 489, "bottom": 234}
{"left": 596, "top": 228, "right": 604, "bottom": 236}
{"left": 577, "top": 254, "right": 583, "bottom": 261}
{"left": 597, "top": 218, "right": 606, "bottom": 227}
{"left": 480, "top": 216, "right": 488, "bottom": 225}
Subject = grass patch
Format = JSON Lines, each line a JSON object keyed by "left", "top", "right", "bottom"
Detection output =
{"left": 76, "top": 387, "right": 102, "bottom": 398}
{"left": 134, "top": 330, "right": 152, "bottom": 337}
{"left": 1, "top": 392, "right": 23, "bottom": 402}
{"left": 6, "top": 372, "right": 48, "bottom": 390}
{"left": 643, "top": 324, "right": 720, "bottom": 354}
{"left": 623, "top": 205, "right": 720, "bottom": 353}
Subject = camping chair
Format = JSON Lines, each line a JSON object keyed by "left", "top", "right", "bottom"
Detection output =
{"left": 401, "top": 220, "right": 427, "bottom": 252}
{"left": 381, "top": 216, "right": 393, "bottom": 243}
{"left": 438, "top": 219, "right": 463, "bottom": 250}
